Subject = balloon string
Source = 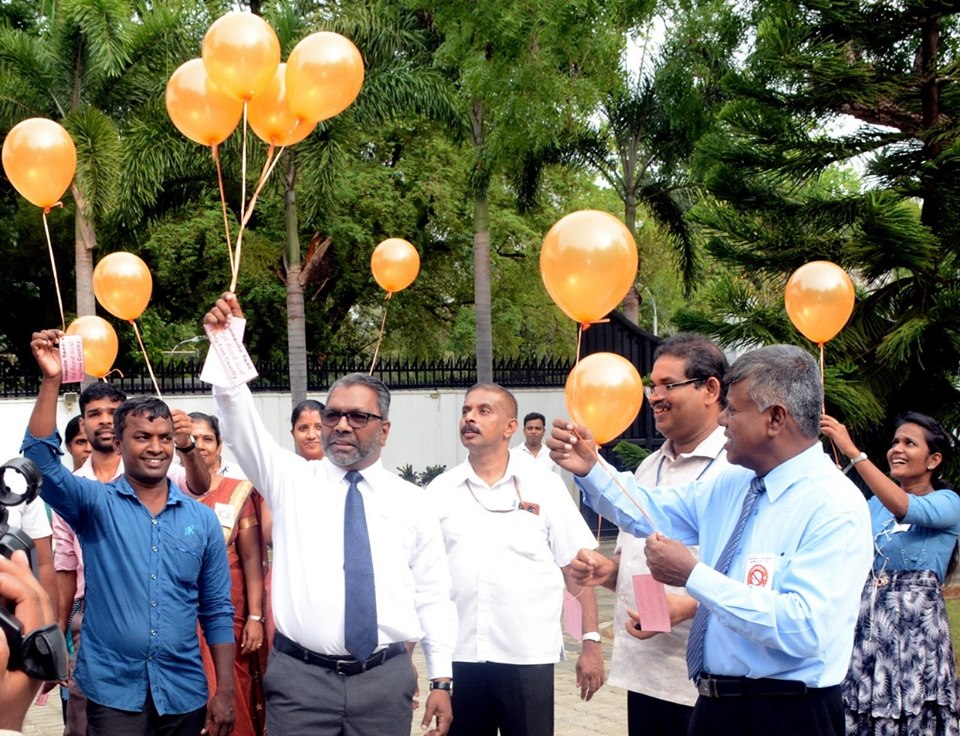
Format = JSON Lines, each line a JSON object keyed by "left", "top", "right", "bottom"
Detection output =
{"left": 42, "top": 206, "right": 66, "bottom": 331}
{"left": 228, "top": 142, "right": 287, "bottom": 293}
{"left": 573, "top": 425, "right": 658, "bottom": 530}
{"left": 818, "top": 342, "right": 844, "bottom": 469}
{"left": 211, "top": 145, "right": 235, "bottom": 285}
{"left": 240, "top": 102, "right": 248, "bottom": 226}
{"left": 101, "top": 367, "right": 124, "bottom": 381}
{"left": 368, "top": 292, "right": 392, "bottom": 375}
{"left": 130, "top": 319, "right": 162, "bottom": 399}
{"left": 576, "top": 324, "right": 584, "bottom": 365}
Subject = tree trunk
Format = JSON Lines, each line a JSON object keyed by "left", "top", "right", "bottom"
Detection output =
{"left": 470, "top": 99, "right": 493, "bottom": 383}
{"left": 72, "top": 184, "right": 96, "bottom": 317}
{"left": 284, "top": 154, "right": 308, "bottom": 406}
{"left": 621, "top": 192, "right": 640, "bottom": 324}
{"left": 473, "top": 192, "right": 493, "bottom": 383}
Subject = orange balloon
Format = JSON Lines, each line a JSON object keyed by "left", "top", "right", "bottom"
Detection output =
{"left": 286, "top": 32, "right": 364, "bottom": 123}
{"left": 540, "top": 210, "right": 638, "bottom": 324}
{"left": 66, "top": 316, "right": 119, "bottom": 378}
{"left": 2, "top": 118, "right": 76, "bottom": 208}
{"left": 202, "top": 12, "right": 281, "bottom": 102}
{"left": 371, "top": 238, "right": 420, "bottom": 293}
{"left": 165, "top": 59, "right": 243, "bottom": 146}
{"left": 784, "top": 261, "right": 855, "bottom": 343}
{"left": 565, "top": 353, "right": 644, "bottom": 445}
{"left": 248, "top": 64, "right": 317, "bottom": 146}
{"left": 93, "top": 252, "right": 152, "bottom": 321}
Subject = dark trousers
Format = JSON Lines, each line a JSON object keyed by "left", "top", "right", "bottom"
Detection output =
{"left": 85, "top": 689, "right": 206, "bottom": 736}
{"left": 628, "top": 690, "right": 693, "bottom": 736}
{"left": 687, "top": 685, "right": 843, "bottom": 736}
{"left": 263, "top": 644, "right": 416, "bottom": 736}
{"left": 64, "top": 599, "right": 86, "bottom": 736}
{"left": 449, "top": 661, "right": 554, "bottom": 736}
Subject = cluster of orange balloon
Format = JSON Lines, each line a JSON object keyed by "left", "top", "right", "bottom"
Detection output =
{"left": 1, "top": 117, "right": 77, "bottom": 330}
{"left": 165, "top": 11, "right": 365, "bottom": 291}
{"left": 540, "top": 209, "right": 643, "bottom": 445}
{"left": 784, "top": 260, "right": 856, "bottom": 385}
{"left": 90, "top": 253, "right": 162, "bottom": 394}
{"left": 368, "top": 238, "right": 421, "bottom": 372}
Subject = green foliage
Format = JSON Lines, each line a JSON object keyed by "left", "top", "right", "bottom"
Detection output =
{"left": 611, "top": 440, "right": 651, "bottom": 472}
{"left": 678, "top": 0, "right": 960, "bottom": 446}
{"left": 396, "top": 463, "right": 447, "bottom": 486}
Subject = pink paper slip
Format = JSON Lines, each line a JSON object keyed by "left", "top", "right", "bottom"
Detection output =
{"left": 562, "top": 589, "right": 583, "bottom": 640}
{"left": 60, "top": 335, "right": 84, "bottom": 383}
{"left": 633, "top": 574, "right": 671, "bottom": 633}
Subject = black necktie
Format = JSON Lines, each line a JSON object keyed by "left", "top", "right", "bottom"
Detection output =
{"left": 343, "top": 470, "right": 378, "bottom": 661}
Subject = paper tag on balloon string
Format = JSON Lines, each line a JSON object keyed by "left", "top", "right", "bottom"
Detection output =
{"left": 59, "top": 335, "right": 85, "bottom": 384}
{"left": 200, "top": 318, "right": 257, "bottom": 388}
{"left": 633, "top": 574, "right": 671, "bottom": 633}
{"left": 562, "top": 589, "right": 583, "bottom": 640}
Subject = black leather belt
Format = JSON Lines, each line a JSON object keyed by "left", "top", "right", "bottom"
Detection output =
{"left": 697, "top": 674, "right": 808, "bottom": 698}
{"left": 274, "top": 632, "right": 405, "bottom": 676}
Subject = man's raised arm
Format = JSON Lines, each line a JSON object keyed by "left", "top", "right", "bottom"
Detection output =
{"left": 27, "top": 329, "right": 63, "bottom": 439}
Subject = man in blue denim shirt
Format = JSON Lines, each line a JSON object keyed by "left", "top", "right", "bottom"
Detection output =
{"left": 22, "top": 328, "right": 236, "bottom": 736}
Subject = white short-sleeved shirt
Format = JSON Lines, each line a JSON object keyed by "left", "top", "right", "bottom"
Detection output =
{"left": 428, "top": 456, "right": 597, "bottom": 664}
{"left": 4, "top": 495, "right": 52, "bottom": 539}
{"left": 510, "top": 443, "right": 559, "bottom": 474}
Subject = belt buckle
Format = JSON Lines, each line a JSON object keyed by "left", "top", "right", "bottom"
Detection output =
{"left": 697, "top": 676, "right": 720, "bottom": 698}
{"left": 336, "top": 658, "right": 362, "bottom": 676}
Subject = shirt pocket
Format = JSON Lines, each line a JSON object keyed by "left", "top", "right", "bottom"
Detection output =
{"left": 173, "top": 537, "right": 204, "bottom": 583}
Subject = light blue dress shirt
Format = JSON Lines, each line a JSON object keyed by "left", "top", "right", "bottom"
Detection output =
{"left": 577, "top": 443, "right": 872, "bottom": 687}
{"left": 22, "top": 430, "right": 234, "bottom": 715}
{"left": 871, "top": 489, "right": 960, "bottom": 581}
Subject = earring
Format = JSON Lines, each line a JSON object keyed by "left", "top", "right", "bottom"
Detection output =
{"left": 928, "top": 465, "right": 934, "bottom": 470}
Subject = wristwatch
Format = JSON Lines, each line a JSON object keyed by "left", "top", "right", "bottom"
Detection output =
{"left": 247, "top": 614, "right": 265, "bottom": 623}
{"left": 842, "top": 451, "right": 867, "bottom": 474}
{"left": 429, "top": 680, "right": 453, "bottom": 692}
{"left": 581, "top": 631, "right": 602, "bottom": 643}
{"left": 176, "top": 439, "right": 196, "bottom": 453}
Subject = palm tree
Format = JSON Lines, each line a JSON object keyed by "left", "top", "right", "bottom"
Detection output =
{"left": 0, "top": 0, "right": 198, "bottom": 317}
{"left": 265, "top": 0, "right": 460, "bottom": 404}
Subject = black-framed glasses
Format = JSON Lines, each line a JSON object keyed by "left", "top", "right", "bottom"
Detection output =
{"left": 320, "top": 409, "right": 383, "bottom": 429}
{"left": 643, "top": 377, "right": 704, "bottom": 401}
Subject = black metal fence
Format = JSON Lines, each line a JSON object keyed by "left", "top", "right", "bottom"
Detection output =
{"left": 0, "top": 355, "right": 577, "bottom": 398}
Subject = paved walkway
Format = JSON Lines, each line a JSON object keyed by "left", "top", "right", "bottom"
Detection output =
{"left": 23, "top": 542, "right": 628, "bottom": 735}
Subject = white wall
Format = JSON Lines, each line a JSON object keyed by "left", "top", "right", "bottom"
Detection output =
{"left": 1, "top": 387, "right": 569, "bottom": 480}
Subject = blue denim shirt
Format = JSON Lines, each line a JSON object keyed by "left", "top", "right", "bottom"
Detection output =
{"left": 22, "top": 430, "right": 233, "bottom": 715}
{"left": 872, "top": 489, "right": 960, "bottom": 580}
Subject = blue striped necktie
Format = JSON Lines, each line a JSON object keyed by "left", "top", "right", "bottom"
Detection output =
{"left": 343, "top": 470, "right": 378, "bottom": 661}
{"left": 686, "top": 476, "right": 767, "bottom": 681}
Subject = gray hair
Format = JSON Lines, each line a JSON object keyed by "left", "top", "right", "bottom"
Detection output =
{"left": 328, "top": 373, "right": 391, "bottom": 419}
{"left": 724, "top": 345, "right": 822, "bottom": 438}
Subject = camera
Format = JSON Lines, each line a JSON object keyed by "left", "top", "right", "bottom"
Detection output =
{"left": 0, "top": 456, "right": 68, "bottom": 682}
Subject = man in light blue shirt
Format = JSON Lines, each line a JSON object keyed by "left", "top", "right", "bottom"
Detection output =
{"left": 550, "top": 345, "right": 872, "bottom": 736}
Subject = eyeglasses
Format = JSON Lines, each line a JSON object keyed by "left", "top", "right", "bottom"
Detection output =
{"left": 320, "top": 409, "right": 383, "bottom": 429}
{"left": 643, "top": 378, "right": 704, "bottom": 401}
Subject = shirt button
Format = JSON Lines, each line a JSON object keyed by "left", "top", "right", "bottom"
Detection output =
{"left": 151, "top": 629, "right": 157, "bottom": 636}
{"left": 152, "top": 519, "right": 158, "bottom": 525}
{"left": 147, "top": 655, "right": 153, "bottom": 661}
{"left": 151, "top": 601, "right": 157, "bottom": 607}
{"left": 150, "top": 574, "right": 157, "bottom": 580}
{"left": 152, "top": 546, "right": 158, "bottom": 552}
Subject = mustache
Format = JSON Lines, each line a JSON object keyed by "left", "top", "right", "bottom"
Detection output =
{"left": 461, "top": 425, "right": 480, "bottom": 436}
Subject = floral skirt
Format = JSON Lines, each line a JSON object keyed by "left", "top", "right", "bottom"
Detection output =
{"left": 843, "top": 570, "right": 959, "bottom": 736}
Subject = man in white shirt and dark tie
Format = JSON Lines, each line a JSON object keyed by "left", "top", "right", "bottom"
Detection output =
{"left": 205, "top": 293, "right": 458, "bottom": 736}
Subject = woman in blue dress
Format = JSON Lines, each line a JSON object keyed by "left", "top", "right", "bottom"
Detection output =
{"left": 822, "top": 411, "right": 960, "bottom": 735}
